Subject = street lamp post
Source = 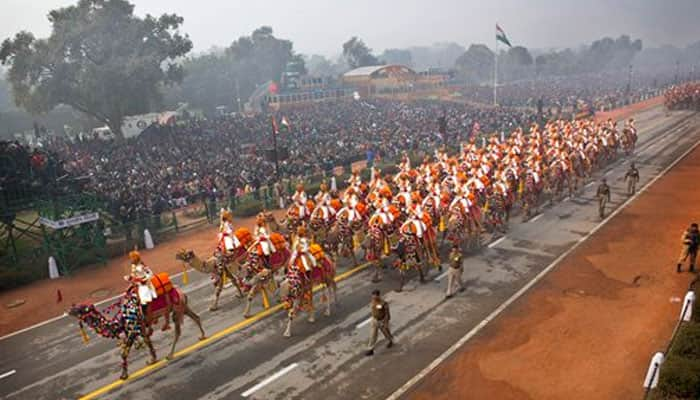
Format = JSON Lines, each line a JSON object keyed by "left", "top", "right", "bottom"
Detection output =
{"left": 626, "top": 64, "right": 633, "bottom": 96}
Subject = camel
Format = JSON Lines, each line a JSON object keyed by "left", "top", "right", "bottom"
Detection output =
{"left": 68, "top": 282, "right": 205, "bottom": 380}
{"left": 241, "top": 237, "right": 291, "bottom": 318}
{"left": 391, "top": 232, "right": 426, "bottom": 292}
{"left": 175, "top": 248, "right": 245, "bottom": 311}
{"left": 279, "top": 248, "right": 337, "bottom": 337}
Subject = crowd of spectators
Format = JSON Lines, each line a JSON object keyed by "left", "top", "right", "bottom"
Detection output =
{"left": 460, "top": 70, "right": 674, "bottom": 111}
{"left": 40, "top": 99, "right": 535, "bottom": 221}
{"left": 9, "top": 71, "right": 686, "bottom": 222}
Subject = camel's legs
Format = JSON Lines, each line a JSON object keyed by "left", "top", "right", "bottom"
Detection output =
{"left": 283, "top": 312, "right": 293, "bottom": 338}
{"left": 167, "top": 311, "right": 181, "bottom": 360}
{"left": 184, "top": 304, "right": 206, "bottom": 340}
{"left": 119, "top": 338, "right": 135, "bottom": 380}
{"left": 211, "top": 276, "right": 223, "bottom": 311}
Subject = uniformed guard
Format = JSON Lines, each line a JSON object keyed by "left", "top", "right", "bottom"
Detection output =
{"left": 677, "top": 223, "right": 699, "bottom": 273}
{"left": 365, "top": 289, "right": 394, "bottom": 356}
{"left": 624, "top": 162, "right": 640, "bottom": 195}
{"left": 445, "top": 244, "right": 466, "bottom": 298}
{"left": 596, "top": 178, "right": 611, "bottom": 219}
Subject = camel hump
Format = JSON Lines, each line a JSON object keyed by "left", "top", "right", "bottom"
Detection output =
{"left": 150, "top": 273, "right": 174, "bottom": 296}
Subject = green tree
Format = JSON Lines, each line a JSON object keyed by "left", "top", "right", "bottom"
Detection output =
{"left": 454, "top": 44, "right": 495, "bottom": 83}
{"left": 0, "top": 0, "right": 192, "bottom": 139}
{"left": 342, "top": 37, "right": 381, "bottom": 69}
{"left": 166, "top": 26, "right": 301, "bottom": 113}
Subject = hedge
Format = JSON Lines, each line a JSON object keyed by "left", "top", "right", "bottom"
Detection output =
{"left": 655, "top": 298, "right": 700, "bottom": 399}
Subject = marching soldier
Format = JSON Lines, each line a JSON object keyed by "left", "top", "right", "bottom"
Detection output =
{"left": 596, "top": 178, "right": 611, "bottom": 219}
{"left": 677, "top": 223, "right": 699, "bottom": 273}
{"left": 624, "top": 162, "right": 640, "bottom": 195}
{"left": 365, "top": 289, "right": 394, "bottom": 356}
{"left": 445, "top": 244, "right": 466, "bottom": 299}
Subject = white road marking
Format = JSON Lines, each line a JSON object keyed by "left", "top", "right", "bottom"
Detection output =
{"left": 223, "top": 283, "right": 233, "bottom": 289}
{"left": 0, "top": 370, "right": 16, "bottom": 380}
{"left": 385, "top": 132, "right": 700, "bottom": 400}
{"left": 356, "top": 318, "right": 372, "bottom": 329}
{"left": 434, "top": 271, "right": 449, "bottom": 281}
{"left": 529, "top": 213, "right": 543, "bottom": 222}
{"left": 488, "top": 237, "right": 507, "bottom": 248}
{"left": 586, "top": 182, "right": 595, "bottom": 188}
{"left": 241, "top": 363, "right": 298, "bottom": 397}
{"left": 563, "top": 196, "right": 570, "bottom": 202}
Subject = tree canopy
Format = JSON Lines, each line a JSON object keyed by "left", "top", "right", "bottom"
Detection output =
{"left": 0, "top": 0, "right": 192, "bottom": 138}
{"left": 342, "top": 37, "right": 381, "bottom": 69}
{"left": 165, "top": 26, "right": 302, "bottom": 113}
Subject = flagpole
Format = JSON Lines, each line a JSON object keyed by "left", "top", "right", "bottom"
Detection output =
{"left": 494, "top": 28, "right": 498, "bottom": 107}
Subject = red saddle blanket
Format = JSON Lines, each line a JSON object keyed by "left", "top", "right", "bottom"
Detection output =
{"left": 146, "top": 287, "right": 181, "bottom": 314}
{"left": 269, "top": 248, "right": 290, "bottom": 266}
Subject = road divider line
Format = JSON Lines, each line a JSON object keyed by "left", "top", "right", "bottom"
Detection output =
{"left": 356, "top": 318, "right": 372, "bottom": 330}
{"left": 488, "top": 237, "right": 506, "bottom": 249}
{"left": 241, "top": 363, "right": 298, "bottom": 397}
{"left": 385, "top": 127, "right": 700, "bottom": 400}
{"left": 0, "top": 370, "right": 16, "bottom": 380}
{"left": 586, "top": 182, "right": 595, "bottom": 188}
{"left": 434, "top": 271, "right": 448, "bottom": 281}
{"left": 77, "top": 261, "right": 372, "bottom": 400}
{"left": 530, "top": 214, "right": 543, "bottom": 222}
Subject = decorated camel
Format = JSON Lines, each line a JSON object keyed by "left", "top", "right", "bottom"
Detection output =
{"left": 241, "top": 231, "right": 291, "bottom": 318}
{"left": 68, "top": 275, "right": 205, "bottom": 380}
{"left": 279, "top": 243, "right": 337, "bottom": 337}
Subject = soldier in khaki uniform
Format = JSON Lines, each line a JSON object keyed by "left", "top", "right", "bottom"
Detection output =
{"left": 596, "top": 178, "right": 611, "bottom": 219}
{"left": 445, "top": 244, "right": 466, "bottom": 298}
{"left": 365, "top": 289, "right": 394, "bottom": 356}
{"left": 624, "top": 163, "right": 640, "bottom": 195}
{"left": 677, "top": 223, "right": 699, "bottom": 273}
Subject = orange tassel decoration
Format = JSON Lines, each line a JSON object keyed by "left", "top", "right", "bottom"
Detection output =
{"left": 79, "top": 325, "right": 90, "bottom": 344}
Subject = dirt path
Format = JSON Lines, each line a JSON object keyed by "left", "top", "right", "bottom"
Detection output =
{"left": 594, "top": 95, "right": 664, "bottom": 123}
{"left": 0, "top": 210, "right": 284, "bottom": 337}
{"left": 407, "top": 128, "right": 700, "bottom": 399}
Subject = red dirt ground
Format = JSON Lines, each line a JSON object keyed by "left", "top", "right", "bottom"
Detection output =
{"left": 0, "top": 210, "right": 284, "bottom": 337}
{"left": 407, "top": 125, "right": 699, "bottom": 399}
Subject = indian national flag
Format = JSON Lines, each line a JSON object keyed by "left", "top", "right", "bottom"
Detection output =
{"left": 280, "top": 116, "right": 291, "bottom": 131}
{"left": 496, "top": 24, "right": 512, "bottom": 47}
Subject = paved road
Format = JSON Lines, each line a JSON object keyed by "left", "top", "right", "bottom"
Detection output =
{"left": 0, "top": 107, "right": 697, "bottom": 400}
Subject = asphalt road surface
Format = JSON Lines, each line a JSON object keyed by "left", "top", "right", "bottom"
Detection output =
{"left": 0, "top": 107, "right": 697, "bottom": 400}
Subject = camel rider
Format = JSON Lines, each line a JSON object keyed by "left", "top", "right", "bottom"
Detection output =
{"left": 292, "top": 183, "right": 309, "bottom": 219}
{"left": 125, "top": 251, "right": 158, "bottom": 317}
{"left": 218, "top": 209, "right": 238, "bottom": 254}
{"left": 290, "top": 226, "right": 317, "bottom": 279}
{"left": 313, "top": 183, "right": 336, "bottom": 221}
{"left": 254, "top": 213, "right": 276, "bottom": 268}
{"left": 347, "top": 171, "right": 362, "bottom": 188}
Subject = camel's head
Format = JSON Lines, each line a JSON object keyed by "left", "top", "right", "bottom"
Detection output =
{"left": 68, "top": 302, "right": 96, "bottom": 319}
{"left": 176, "top": 248, "right": 195, "bottom": 262}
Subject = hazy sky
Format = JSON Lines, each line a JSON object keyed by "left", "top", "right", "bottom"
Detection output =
{"left": 3, "top": 0, "right": 700, "bottom": 57}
